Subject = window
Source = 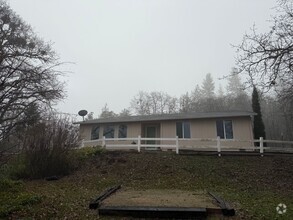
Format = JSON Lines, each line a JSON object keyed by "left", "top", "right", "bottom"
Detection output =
{"left": 118, "top": 124, "right": 127, "bottom": 138}
{"left": 91, "top": 125, "right": 100, "bottom": 140}
{"left": 176, "top": 122, "right": 191, "bottom": 138}
{"left": 216, "top": 120, "right": 233, "bottom": 139}
{"left": 103, "top": 125, "right": 114, "bottom": 138}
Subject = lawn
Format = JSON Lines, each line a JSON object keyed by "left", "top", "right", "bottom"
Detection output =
{"left": 2, "top": 151, "right": 293, "bottom": 219}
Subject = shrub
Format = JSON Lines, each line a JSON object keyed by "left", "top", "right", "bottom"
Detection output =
{"left": 74, "top": 146, "right": 104, "bottom": 162}
{"left": 21, "top": 114, "right": 80, "bottom": 179}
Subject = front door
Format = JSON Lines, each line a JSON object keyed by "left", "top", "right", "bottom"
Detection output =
{"left": 146, "top": 126, "right": 156, "bottom": 145}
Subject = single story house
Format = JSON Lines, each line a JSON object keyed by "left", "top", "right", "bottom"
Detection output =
{"left": 76, "top": 111, "right": 256, "bottom": 149}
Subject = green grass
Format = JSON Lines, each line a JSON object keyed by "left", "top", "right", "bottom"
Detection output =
{"left": 2, "top": 151, "right": 293, "bottom": 219}
{"left": 0, "top": 178, "right": 41, "bottom": 218}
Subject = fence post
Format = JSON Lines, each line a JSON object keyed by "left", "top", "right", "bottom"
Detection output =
{"left": 138, "top": 135, "right": 141, "bottom": 153}
{"left": 176, "top": 136, "right": 179, "bottom": 154}
{"left": 102, "top": 136, "right": 106, "bottom": 148}
{"left": 81, "top": 139, "right": 84, "bottom": 148}
{"left": 260, "top": 137, "right": 264, "bottom": 157}
{"left": 217, "top": 136, "right": 221, "bottom": 157}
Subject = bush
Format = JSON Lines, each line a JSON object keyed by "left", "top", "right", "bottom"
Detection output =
{"left": 1, "top": 114, "right": 106, "bottom": 179}
{"left": 74, "top": 146, "right": 104, "bottom": 162}
{"left": 20, "top": 114, "right": 80, "bottom": 179}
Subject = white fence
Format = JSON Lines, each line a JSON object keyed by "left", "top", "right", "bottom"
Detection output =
{"left": 81, "top": 136, "right": 179, "bottom": 154}
{"left": 81, "top": 136, "right": 293, "bottom": 156}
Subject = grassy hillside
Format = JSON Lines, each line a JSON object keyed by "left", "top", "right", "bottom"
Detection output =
{"left": 2, "top": 151, "right": 293, "bottom": 219}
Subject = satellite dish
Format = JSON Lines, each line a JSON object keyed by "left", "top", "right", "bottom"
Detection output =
{"left": 78, "top": 110, "right": 88, "bottom": 121}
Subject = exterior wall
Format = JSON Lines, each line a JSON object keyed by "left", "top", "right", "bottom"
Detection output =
{"left": 191, "top": 118, "right": 217, "bottom": 138}
{"left": 80, "top": 116, "right": 254, "bottom": 148}
{"left": 180, "top": 118, "right": 216, "bottom": 148}
{"left": 160, "top": 117, "right": 254, "bottom": 148}
{"left": 161, "top": 121, "right": 176, "bottom": 138}
{"left": 79, "top": 124, "right": 92, "bottom": 140}
{"left": 160, "top": 121, "right": 175, "bottom": 145}
{"left": 81, "top": 122, "right": 142, "bottom": 147}
{"left": 232, "top": 116, "right": 254, "bottom": 140}
{"left": 126, "top": 122, "right": 142, "bottom": 137}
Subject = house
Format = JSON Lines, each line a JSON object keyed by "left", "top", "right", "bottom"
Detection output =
{"left": 76, "top": 111, "right": 256, "bottom": 149}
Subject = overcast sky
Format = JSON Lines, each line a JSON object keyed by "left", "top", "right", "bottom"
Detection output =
{"left": 9, "top": 0, "right": 277, "bottom": 117}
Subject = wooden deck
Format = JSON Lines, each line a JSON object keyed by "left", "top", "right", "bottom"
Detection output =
{"left": 95, "top": 188, "right": 231, "bottom": 219}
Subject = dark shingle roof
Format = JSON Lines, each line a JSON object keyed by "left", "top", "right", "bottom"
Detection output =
{"left": 75, "top": 111, "right": 256, "bottom": 125}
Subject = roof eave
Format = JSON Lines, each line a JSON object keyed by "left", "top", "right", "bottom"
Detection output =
{"left": 75, "top": 112, "right": 257, "bottom": 125}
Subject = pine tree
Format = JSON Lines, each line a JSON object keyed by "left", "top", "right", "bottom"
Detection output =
{"left": 99, "top": 103, "right": 117, "bottom": 118}
{"left": 252, "top": 86, "right": 266, "bottom": 141}
{"left": 217, "top": 84, "right": 224, "bottom": 98}
{"left": 226, "top": 68, "right": 244, "bottom": 97}
{"left": 201, "top": 73, "right": 215, "bottom": 98}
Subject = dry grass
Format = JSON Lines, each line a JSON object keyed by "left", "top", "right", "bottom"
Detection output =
{"left": 5, "top": 151, "right": 293, "bottom": 219}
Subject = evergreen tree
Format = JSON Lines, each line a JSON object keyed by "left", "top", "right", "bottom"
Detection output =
{"left": 85, "top": 112, "right": 94, "bottom": 120}
{"left": 226, "top": 68, "right": 244, "bottom": 97}
{"left": 200, "top": 73, "right": 217, "bottom": 111}
{"left": 191, "top": 85, "right": 202, "bottom": 102}
{"left": 201, "top": 73, "right": 215, "bottom": 98}
{"left": 217, "top": 84, "right": 225, "bottom": 98}
{"left": 119, "top": 109, "right": 131, "bottom": 117}
{"left": 252, "top": 86, "right": 266, "bottom": 140}
{"left": 99, "top": 103, "right": 117, "bottom": 118}
{"left": 226, "top": 68, "right": 251, "bottom": 111}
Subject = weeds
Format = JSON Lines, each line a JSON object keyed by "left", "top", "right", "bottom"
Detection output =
{"left": 0, "top": 178, "right": 41, "bottom": 217}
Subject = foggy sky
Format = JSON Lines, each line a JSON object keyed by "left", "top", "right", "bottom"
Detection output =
{"left": 9, "top": 0, "right": 277, "bottom": 117}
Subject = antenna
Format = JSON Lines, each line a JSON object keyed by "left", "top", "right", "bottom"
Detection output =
{"left": 78, "top": 110, "right": 88, "bottom": 121}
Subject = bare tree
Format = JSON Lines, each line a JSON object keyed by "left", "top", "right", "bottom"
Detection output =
{"left": 130, "top": 91, "right": 178, "bottom": 115}
{"left": 0, "top": 1, "right": 64, "bottom": 158}
{"left": 149, "top": 91, "right": 173, "bottom": 114}
{"left": 149, "top": 91, "right": 159, "bottom": 114}
{"left": 235, "top": 0, "right": 293, "bottom": 140}
{"left": 235, "top": 0, "right": 293, "bottom": 100}
{"left": 165, "top": 96, "right": 179, "bottom": 114}
{"left": 179, "top": 92, "right": 192, "bottom": 113}
{"left": 130, "top": 91, "right": 151, "bottom": 115}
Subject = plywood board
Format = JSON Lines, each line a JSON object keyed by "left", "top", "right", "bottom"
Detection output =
{"left": 101, "top": 189, "right": 219, "bottom": 209}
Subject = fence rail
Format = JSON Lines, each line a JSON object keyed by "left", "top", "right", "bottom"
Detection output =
{"left": 81, "top": 136, "right": 293, "bottom": 156}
